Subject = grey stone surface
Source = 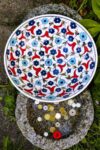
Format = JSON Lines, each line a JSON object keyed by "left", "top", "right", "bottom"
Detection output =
{"left": 24, "top": 3, "right": 82, "bottom": 21}
{"left": 15, "top": 90, "right": 94, "bottom": 150}
{"left": 0, "top": 0, "right": 51, "bottom": 25}
{"left": 0, "top": 25, "right": 15, "bottom": 83}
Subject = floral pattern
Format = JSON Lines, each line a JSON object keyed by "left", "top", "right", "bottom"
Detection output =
{"left": 4, "top": 15, "right": 97, "bottom": 102}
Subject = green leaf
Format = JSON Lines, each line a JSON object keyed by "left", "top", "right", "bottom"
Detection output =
{"left": 94, "top": 71, "right": 100, "bottom": 84}
{"left": 96, "top": 34, "right": 100, "bottom": 48}
{"left": 80, "top": 19, "right": 100, "bottom": 28}
{"left": 88, "top": 27, "right": 100, "bottom": 37}
{"left": 81, "top": 138, "right": 87, "bottom": 144}
{"left": 92, "top": 0, "right": 100, "bottom": 19}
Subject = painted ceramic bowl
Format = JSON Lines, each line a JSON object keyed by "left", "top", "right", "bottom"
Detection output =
{"left": 4, "top": 14, "right": 98, "bottom": 102}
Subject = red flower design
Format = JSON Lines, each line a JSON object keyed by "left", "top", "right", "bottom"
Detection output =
{"left": 53, "top": 130, "right": 62, "bottom": 139}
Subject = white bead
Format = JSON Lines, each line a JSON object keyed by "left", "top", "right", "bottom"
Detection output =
{"left": 69, "top": 109, "right": 76, "bottom": 116}
{"left": 72, "top": 103, "right": 76, "bottom": 108}
{"left": 43, "top": 105, "right": 48, "bottom": 111}
{"left": 55, "top": 113, "right": 61, "bottom": 119}
{"left": 67, "top": 99, "right": 74, "bottom": 105}
{"left": 35, "top": 100, "right": 39, "bottom": 105}
{"left": 37, "top": 117, "right": 42, "bottom": 122}
{"left": 55, "top": 122, "right": 60, "bottom": 127}
{"left": 76, "top": 103, "right": 81, "bottom": 108}
{"left": 44, "top": 132, "right": 48, "bottom": 137}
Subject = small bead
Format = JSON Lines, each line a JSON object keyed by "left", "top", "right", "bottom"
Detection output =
{"left": 37, "top": 117, "right": 42, "bottom": 122}
{"left": 55, "top": 113, "right": 61, "bottom": 120}
{"left": 44, "top": 132, "right": 48, "bottom": 137}
{"left": 69, "top": 109, "right": 76, "bottom": 116}
{"left": 55, "top": 122, "right": 60, "bottom": 127}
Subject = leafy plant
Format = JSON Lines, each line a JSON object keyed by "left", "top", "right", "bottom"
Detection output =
{"left": 2, "top": 136, "right": 24, "bottom": 150}
{"left": 80, "top": 0, "right": 100, "bottom": 48}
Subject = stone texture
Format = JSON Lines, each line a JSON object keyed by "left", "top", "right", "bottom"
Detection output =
{"left": 0, "top": 0, "right": 51, "bottom": 25}
{"left": 15, "top": 90, "right": 94, "bottom": 150}
{"left": 0, "top": 25, "right": 15, "bottom": 83}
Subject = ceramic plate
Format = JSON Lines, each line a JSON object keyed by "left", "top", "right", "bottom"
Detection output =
{"left": 4, "top": 14, "right": 98, "bottom": 102}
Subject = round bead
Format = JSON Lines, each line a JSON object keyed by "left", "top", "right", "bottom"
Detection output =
{"left": 72, "top": 103, "right": 76, "bottom": 108}
{"left": 76, "top": 103, "right": 81, "bottom": 108}
{"left": 64, "top": 115, "right": 69, "bottom": 120}
{"left": 55, "top": 122, "right": 60, "bottom": 127}
{"left": 50, "top": 127, "right": 56, "bottom": 133}
{"left": 55, "top": 113, "right": 61, "bottom": 120}
{"left": 44, "top": 114, "right": 50, "bottom": 120}
{"left": 43, "top": 105, "right": 48, "bottom": 111}
{"left": 48, "top": 105, "right": 54, "bottom": 111}
{"left": 44, "top": 132, "right": 48, "bottom": 137}
{"left": 67, "top": 99, "right": 74, "bottom": 105}
{"left": 35, "top": 100, "right": 40, "bottom": 105}
{"left": 38, "top": 104, "right": 43, "bottom": 110}
{"left": 69, "top": 109, "right": 76, "bottom": 116}
{"left": 37, "top": 117, "right": 42, "bottom": 122}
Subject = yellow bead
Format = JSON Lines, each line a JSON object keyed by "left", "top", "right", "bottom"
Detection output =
{"left": 44, "top": 114, "right": 50, "bottom": 120}
{"left": 38, "top": 104, "right": 42, "bottom": 110}
{"left": 49, "top": 113, "right": 55, "bottom": 121}
{"left": 50, "top": 127, "right": 56, "bottom": 133}
{"left": 48, "top": 105, "right": 54, "bottom": 111}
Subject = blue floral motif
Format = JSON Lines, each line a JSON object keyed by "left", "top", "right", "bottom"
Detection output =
{"left": 11, "top": 61, "right": 15, "bottom": 66}
{"left": 33, "top": 60, "right": 39, "bottom": 66}
{"left": 22, "top": 60, "right": 28, "bottom": 66}
{"left": 41, "top": 70, "right": 46, "bottom": 76}
{"left": 26, "top": 32, "right": 30, "bottom": 37}
{"left": 63, "top": 47, "right": 68, "bottom": 53}
{"left": 58, "top": 79, "right": 66, "bottom": 86}
{"left": 28, "top": 51, "right": 32, "bottom": 56}
{"left": 84, "top": 53, "right": 89, "bottom": 60}
{"left": 76, "top": 47, "right": 81, "bottom": 53}
{"left": 16, "top": 30, "right": 21, "bottom": 36}
{"left": 39, "top": 51, "right": 44, "bottom": 56}
{"left": 12, "top": 78, "right": 20, "bottom": 85}
{"left": 19, "top": 41, "right": 25, "bottom": 47}
{"left": 35, "top": 80, "right": 42, "bottom": 86}
{"left": 10, "top": 38, "right": 17, "bottom": 46}
{"left": 90, "top": 61, "right": 95, "bottom": 69}
{"left": 88, "top": 41, "right": 93, "bottom": 48}
{"left": 32, "top": 40, "right": 38, "bottom": 47}
{"left": 45, "top": 59, "right": 52, "bottom": 66}
{"left": 36, "top": 29, "right": 42, "bottom": 35}
{"left": 28, "top": 72, "right": 33, "bottom": 77}
{"left": 48, "top": 81, "right": 54, "bottom": 86}
{"left": 27, "top": 83, "right": 33, "bottom": 87}
{"left": 17, "top": 69, "right": 22, "bottom": 74}
{"left": 47, "top": 95, "right": 56, "bottom": 100}
{"left": 6, "top": 49, "right": 9, "bottom": 55}
{"left": 42, "top": 88, "right": 47, "bottom": 92}
{"left": 82, "top": 74, "right": 90, "bottom": 82}
{"left": 72, "top": 78, "right": 78, "bottom": 83}
{"left": 15, "top": 50, "right": 20, "bottom": 56}
{"left": 49, "top": 28, "right": 55, "bottom": 34}
{"left": 68, "top": 36, "right": 74, "bottom": 41}
{"left": 50, "top": 49, "right": 57, "bottom": 55}
{"left": 55, "top": 37, "right": 62, "bottom": 45}
{"left": 63, "top": 94, "right": 69, "bottom": 98}
{"left": 57, "top": 58, "right": 63, "bottom": 64}
{"left": 29, "top": 20, "right": 35, "bottom": 26}
{"left": 78, "top": 66, "right": 83, "bottom": 72}
{"left": 41, "top": 18, "right": 49, "bottom": 24}
{"left": 78, "top": 84, "right": 83, "bottom": 90}
{"left": 79, "top": 32, "right": 87, "bottom": 41}
{"left": 43, "top": 40, "right": 49, "bottom": 45}
{"left": 55, "top": 88, "right": 61, "bottom": 92}
{"left": 70, "top": 22, "right": 77, "bottom": 29}
{"left": 66, "top": 88, "right": 71, "bottom": 92}
{"left": 67, "top": 68, "right": 71, "bottom": 73}
{"left": 61, "top": 28, "right": 66, "bottom": 33}
{"left": 69, "top": 57, "right": 76, "bottom": 65}
{"left": 53, "top": 69, "right": 59, "bottom": 75}
{"left": 54, "top": 17, "right": 61, "bottom": 23}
